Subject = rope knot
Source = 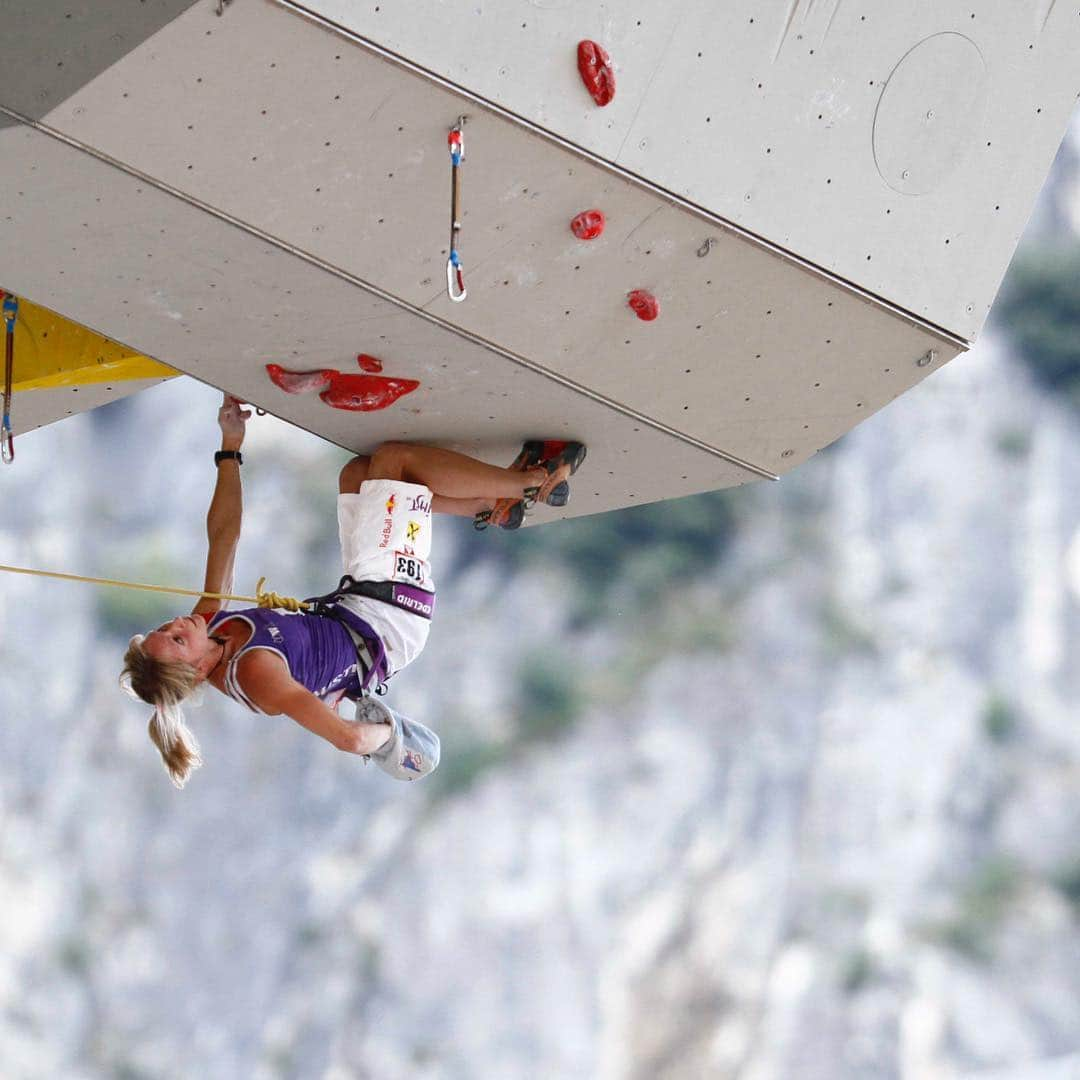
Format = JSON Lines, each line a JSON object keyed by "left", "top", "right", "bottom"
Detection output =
{"left": 254, "top": 576, "right": 308, "bottom": 613}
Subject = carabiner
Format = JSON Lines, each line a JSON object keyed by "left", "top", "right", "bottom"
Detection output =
{"left": 446, "top": 251, "right": 467, "bottom": 303}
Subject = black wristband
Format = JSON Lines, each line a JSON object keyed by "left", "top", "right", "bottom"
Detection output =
{"left": 214, "top": 450, "right": 243, "bottom": 466}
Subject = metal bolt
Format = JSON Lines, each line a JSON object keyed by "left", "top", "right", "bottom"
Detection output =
{"left": 781, "top": 449, "right": 794, "bottom": 458}
{"left": 901, "top": 169, "right": 910, "bottom": 180}
{"left": 697, "top": 238, "right": 717, "bottom": 258}
{"left": 916, "top": 349, "right": 936, "bottom": 368}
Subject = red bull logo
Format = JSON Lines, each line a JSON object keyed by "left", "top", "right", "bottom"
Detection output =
{"left": 379, "top": 494, "right": 397, "bottom": 548}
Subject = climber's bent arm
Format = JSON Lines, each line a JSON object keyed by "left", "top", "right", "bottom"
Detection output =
{"left": 234, "top": 650, "right": 386, "bottom": 756}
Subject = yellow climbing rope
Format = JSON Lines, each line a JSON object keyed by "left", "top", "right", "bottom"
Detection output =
{"left": 0, "top": 563, "right": 309, "bottom": 612}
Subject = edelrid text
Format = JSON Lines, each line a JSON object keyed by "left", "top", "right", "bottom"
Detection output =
{"left": 397, "top": 594, "right": 433, "bottom": 617}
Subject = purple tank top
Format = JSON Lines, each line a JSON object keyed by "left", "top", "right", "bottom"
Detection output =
{"left": 208, "top": 608, "right": 363, "bottom": 712}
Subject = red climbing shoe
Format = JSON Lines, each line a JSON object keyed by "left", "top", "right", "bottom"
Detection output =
{"left": 473, "top": 499, "right": 525, "bottom": 531}
{"left": 472, "top": 440, "right": 587, "bottom": 531}
{"left": 473, "top": 441, "right": 539, "bottom": 531}
{"left": 516, "top": 440, "right": 577, "bottom": 507}
{"left": 532, "top": 441, "right": 587, "bottom": 507}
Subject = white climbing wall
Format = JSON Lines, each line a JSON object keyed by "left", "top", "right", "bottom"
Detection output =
{"left": 304, "top": 0, "right": 1080, "bottom": 341}
{"left": 0, "top": 0, "right": 1076, "bottom": 520}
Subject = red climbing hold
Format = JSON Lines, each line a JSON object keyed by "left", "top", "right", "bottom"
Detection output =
{"left": 267, "top": 362, "right": 419, "bottom": 411}
{"left": 628, "top": 290, "right": 660, "bottom": 321}
{"left": 265, "top": 364, "right": 335, "bottom": 394}
{"left": 356, "top": 353, "right": 383, "bottom": 373}
{"left": 577, "top": 40, "right": 615, "bottom": 107}
{"left": 319, "top": 374, "right": 420, "bottom": 412}
{"left": 570, "top": 209, "right": 606, "bottom": 240}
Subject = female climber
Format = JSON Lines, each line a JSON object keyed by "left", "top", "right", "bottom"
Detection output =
{"left": 120, "top": 394, "right": 586, "bottom": 788}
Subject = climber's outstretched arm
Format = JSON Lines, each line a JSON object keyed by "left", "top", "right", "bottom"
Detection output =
{"left": 193, "top": 395, "right": 249, "bottom": 619}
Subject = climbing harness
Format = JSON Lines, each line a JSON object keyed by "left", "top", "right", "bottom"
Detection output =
{"left": 446, "top": 117, "right": 467, "bottom": 303}
{"left": 308, "top": 574, "right": 435, "bottom": 621}
{"left": 304, "top": 575, "right": 436, "bottom": 696}
{"left": 1, "top": 291, "right": 17, "bottom": 465}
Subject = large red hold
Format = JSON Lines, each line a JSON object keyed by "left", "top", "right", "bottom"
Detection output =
{"left": 319, "top": 373, "right": 420, "bottom": 412}
{"left": 267, "top": 362, "right": 420, "bottom": 412}
{"left": 577, "top": 40, "right": 615, "bottom": 107}
{"left": 570, "top": 209, "right": 606, "bottom": 240}
{"left": 627, "top": 289, "right": 660, "bottom": 321}
{"left": 265, "top": 364, "right": 335, "bottom": 394}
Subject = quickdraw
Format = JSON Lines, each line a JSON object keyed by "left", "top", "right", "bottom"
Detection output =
{"left": 1, "top": 290, "right": 17, "bottom": 465}
{"left": 446, "top": 117, "right": 467, "bottom": 303}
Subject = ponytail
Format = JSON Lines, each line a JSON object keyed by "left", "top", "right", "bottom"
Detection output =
{"left": 120, "top": 636, "right": 204, "bottom": 788}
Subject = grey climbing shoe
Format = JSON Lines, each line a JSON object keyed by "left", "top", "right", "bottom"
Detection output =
{"left": 354, "top": 696, "right": 440, "bottom": 781}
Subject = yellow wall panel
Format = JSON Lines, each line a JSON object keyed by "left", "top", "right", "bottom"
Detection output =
{"left": 5, "top": 294, "right": 176, "bottom": 393}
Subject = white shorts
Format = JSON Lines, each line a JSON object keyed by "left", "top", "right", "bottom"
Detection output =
{"left": 336, "top": 479, "right": 435, "bottom": 675}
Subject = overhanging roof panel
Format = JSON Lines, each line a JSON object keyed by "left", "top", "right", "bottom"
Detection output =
{"left": 21, "top": 0, "right": 961, "bottom": 489}
{"left": 0, "top": 125, "right": 758, "bottom": 522}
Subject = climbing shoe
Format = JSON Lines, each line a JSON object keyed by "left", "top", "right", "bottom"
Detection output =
{"left": 517, "top": 440, "right": 572, "bottom": 507}
{"left": 533, "top": 441, "right": 586, "bottom": 506}
{"left": 473, "top": 498, "right": 525, "bottom": 530}
{"left": 472, "top": 439, "right": 586, "bottom": 530}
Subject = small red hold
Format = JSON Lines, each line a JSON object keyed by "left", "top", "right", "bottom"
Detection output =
{"left": 577, "top": 40, "right": 615, "bottom": 107}
{"left": 319, "top": 373, "right": 420, "bottom": 412}
{"left": 265, "top": 364, "right": 335, "bottom": 394}
{"left": 356, "top": 353, "right": 383, "bottom": 373}
{"left": 570, "top": 209, "right": 605, "bottom": 240}
{"left": 627, "top": 289, "right": 659, "bottom": 321}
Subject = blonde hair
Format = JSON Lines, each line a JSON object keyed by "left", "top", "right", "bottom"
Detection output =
{"left": 120, "top": 636, "right": 204, "bottom": 788}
